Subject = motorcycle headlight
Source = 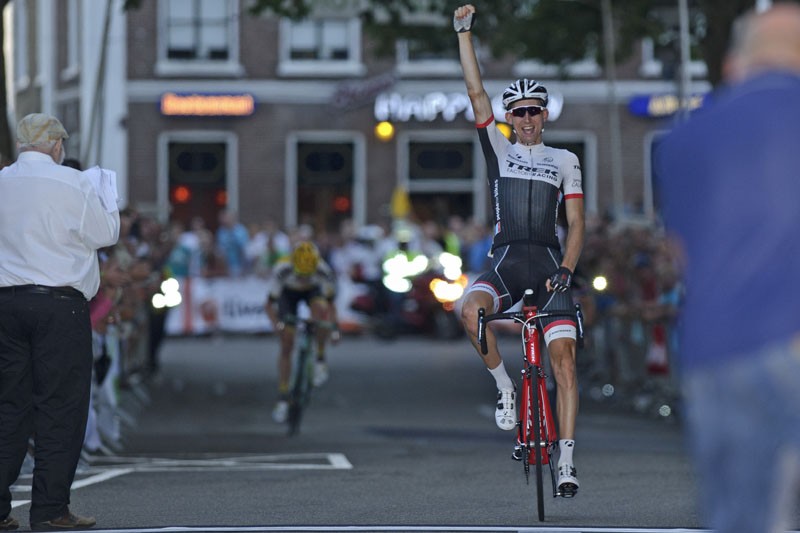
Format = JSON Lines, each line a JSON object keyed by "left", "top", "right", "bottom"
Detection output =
{"left": 152, "top": 277, "right": 183, "bottom": 308}
{"left": 592, "top": 275, "right": 608, "bottom": 292}
{"left": 383, "top": 274, "right": 412, "bottom": 293}
{"left": 383, "top": 253, "right": 429, "bottom": 278}
{"left": 429, "top": 274, "right": 468, "bottom": 303}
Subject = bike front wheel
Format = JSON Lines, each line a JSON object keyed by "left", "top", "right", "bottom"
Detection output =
{"left": 287, "top": 343, "right": 314, "bottom": 436}
{"left": 529, "top": 373, "right": 546, "bottom": 522}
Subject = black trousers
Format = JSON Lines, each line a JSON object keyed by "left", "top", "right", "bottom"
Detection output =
{"left": 0, "top": 286, "right": 92, "bottom": 523}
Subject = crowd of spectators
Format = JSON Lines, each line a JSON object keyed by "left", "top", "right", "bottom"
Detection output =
{"left": 161, "top": 211, "right": 496, "bottom": 283}
{"left": 134, "top": 209, "right": 686, "bottom": 382}
{"left": 574, "top": 213, "right": 684, "bottom": 413}
{"left": 73, "top": 207, "right": 683, "bottom": 457}
{"left": 82, "top": 206, "right": 176, "bottom": 456}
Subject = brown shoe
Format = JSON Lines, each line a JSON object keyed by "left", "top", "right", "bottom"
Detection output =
{"left": 0, "top": 516, "right": 19, "bottom": 531}
{"left": 30, "top": 512, "right": 95, "bottom": 531}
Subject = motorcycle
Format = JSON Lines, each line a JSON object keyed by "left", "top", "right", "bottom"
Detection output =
{"left": 349, "top": 250, "right": 466, "bottom": 340}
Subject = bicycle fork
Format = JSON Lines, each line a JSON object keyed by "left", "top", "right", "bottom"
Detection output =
{"left": 514, "top": 366, "right": 550, "bottom": 457}
{"left": 515, "top": 362, "right": 562, "bottom": 492}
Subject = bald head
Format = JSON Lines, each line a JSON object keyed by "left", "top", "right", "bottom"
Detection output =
{"left": 725, "top": 3, "right": 800, "bottom": 81}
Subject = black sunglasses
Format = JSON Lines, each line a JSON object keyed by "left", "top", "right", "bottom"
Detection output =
{"left": 510, "top": 105, "right": 545, "bottom": 118}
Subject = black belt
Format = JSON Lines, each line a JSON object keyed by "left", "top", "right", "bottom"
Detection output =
{"left": 0, "top": 284, "right": 85, "bottom": 300}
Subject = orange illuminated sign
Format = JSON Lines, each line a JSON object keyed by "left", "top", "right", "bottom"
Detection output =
{"left": 160, "top": 92, "right": 255, "bottom": 116}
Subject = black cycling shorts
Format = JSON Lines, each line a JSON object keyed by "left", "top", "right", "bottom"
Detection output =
{"left": 467, "top": 243, "right": 576, "bottom": 343}
{"left": 276, "top": 287, "right": 326, "bottom": 320}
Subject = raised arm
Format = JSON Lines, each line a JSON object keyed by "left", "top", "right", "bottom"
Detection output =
{"left": 455, "top": 4, "right": 493, "bottom": 125}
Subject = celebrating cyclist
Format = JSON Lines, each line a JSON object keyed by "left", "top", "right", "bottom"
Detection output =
{"left": 454, "top": 4, "right": 586, "bottom": 496}
{"left": 265, "top": 241, "right": 338, "bottom": 423}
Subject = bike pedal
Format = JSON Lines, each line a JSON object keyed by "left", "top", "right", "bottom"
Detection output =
{"left": 511, "top": 440, "right": 526, "bottom": 461}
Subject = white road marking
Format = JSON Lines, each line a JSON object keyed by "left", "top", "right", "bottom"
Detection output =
{"left": 9, "top": 454, "right": 351, "bottom": 510}
{"left": 0, "top": 526, "right": 755, "bottom": 533}
{"left": 11, "top": 468, "right": 132, "bottom": 493}
{"left": 71, "top": 468, "right": 133, "bottom": 488}
{"left": 84, "top": 452, "right": 353, "bottom": 472}
{"left": 12, "top": 456, "right": 760, "bottom": 533}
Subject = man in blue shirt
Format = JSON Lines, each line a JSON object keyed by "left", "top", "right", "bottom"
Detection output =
{"left": 657, "top": 5, "right": 800, "bottom": 532}
{"left": 216, "top": 209, "right": 250, "bottom": 277}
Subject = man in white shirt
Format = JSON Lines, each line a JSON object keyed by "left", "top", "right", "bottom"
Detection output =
{"left": 0, "top": 113, "right": 120, "bottom": 531}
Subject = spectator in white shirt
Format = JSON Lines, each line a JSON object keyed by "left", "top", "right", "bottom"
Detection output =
{"left": 0, "top": 113, "right": 120, "bottom": 531}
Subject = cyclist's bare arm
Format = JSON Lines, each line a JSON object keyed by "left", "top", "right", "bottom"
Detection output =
{"left": 327, "top": 298, "right": 339, "bottom": 326}
{"left": 561, "top": 197, "right": 585, "bottom": 273}
{"left": 455, "top": 5, "right": 493, "bottom": 125}
{"left": 544, "top": 199, "right": 585, "bottom": 293}
{"left": 326, "top": 298, "right": 341, "bottom": 342}
{"left": 265, "top": 298, "right": 283, "bottom": 331}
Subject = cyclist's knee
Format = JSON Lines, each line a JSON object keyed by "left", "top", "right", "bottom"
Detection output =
{"left": 460, "top": 303, "right": 479, "bottom": 335}
{"left": 310, "top": 298, "right": 329, "bottom": 317}
{"left": 281, "top": 336, "right": 295, "bottom": 354}
{"left": 461, "top": 290, "right": 484, "bottom": 320}
{"left": 548, "top": 336, "right": 575, "bottom": 352}
{"left": 548, "top": 340, "right": 577, "bottom": 378}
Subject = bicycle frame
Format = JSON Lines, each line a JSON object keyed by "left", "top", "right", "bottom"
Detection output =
{"left": 284, "top": 315, "right": 337, "bottom": 436}
{"left": 477, "top": 289, "right": 583, "bottom": 521}
{"left": 519, "top": 300, "right": 559, "bottom": 468}
{"left": 287, "top": 318, "right": 316, "bottom": 436}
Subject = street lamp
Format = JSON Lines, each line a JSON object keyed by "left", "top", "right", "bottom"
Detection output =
{"left": 600, "top": 0, "right": 625, "bottom": 219}
{"left": 560, "top": 0, "right": 625, "bottom": 218}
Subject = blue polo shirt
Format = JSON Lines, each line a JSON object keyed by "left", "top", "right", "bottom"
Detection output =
{"left": 656, "top": 71, "right": 800, "bottom": 371}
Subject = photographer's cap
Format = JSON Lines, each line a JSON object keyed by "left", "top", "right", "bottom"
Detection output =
{"left": 16, "top": 113, "right": 69, "bottom": 144}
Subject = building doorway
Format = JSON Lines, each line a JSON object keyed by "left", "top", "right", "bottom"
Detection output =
{"left": 168, "top": 141, "right": 228, "bottom": 232}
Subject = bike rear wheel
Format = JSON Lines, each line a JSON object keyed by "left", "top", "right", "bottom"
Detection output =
{"left": 287, "top": 399, "right": 303, "bottom": 435}
{"left": 529, "top": 371, "right": 546, "bottom": 522}
{"left": 548, "top": 446, "right": 558, "bottom": 496}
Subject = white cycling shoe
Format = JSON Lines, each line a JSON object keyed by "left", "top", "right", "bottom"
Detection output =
{"left": 557, "top": 464, "right": 579, "bottom": 497}
{"left": 495, "top": 388, "right": 517, "bottom": 431}
{"left": 272, "top": 400, "right": 288, "bottom": 424}
{"left": 313, "top": 361, "right": 329, "bottom": 387}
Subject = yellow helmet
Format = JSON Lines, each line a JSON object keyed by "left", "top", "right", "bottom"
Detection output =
{"left": 292, "top": 241, "right": 320, "bottom": 275}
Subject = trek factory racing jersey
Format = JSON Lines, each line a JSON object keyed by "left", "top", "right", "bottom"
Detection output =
{"left": 267, "top": 260, "right": 337, "bottom": 303}
{"left": 477, "top": 117, "right": 583, "bottom": 251}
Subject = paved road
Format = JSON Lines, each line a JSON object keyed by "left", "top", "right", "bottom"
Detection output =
{"left": 10, "top": 332, "right": 793, "bottom": 531}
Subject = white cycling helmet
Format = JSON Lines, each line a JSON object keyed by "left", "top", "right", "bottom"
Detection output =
{"left": 502, "top": 79, "right": 549, "bottom": 109}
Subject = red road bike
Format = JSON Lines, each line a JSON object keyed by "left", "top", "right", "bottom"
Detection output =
{"left": 478, "top": 288, "right": 584, "bottom": 522}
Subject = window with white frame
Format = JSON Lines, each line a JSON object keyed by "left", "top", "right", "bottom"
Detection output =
{"left": 514, "top": 58, "right": 602, "bottom": 79}
{"left": 158, "top": 131, "right": 239, "bottom": 226}
{"left": 396, "top": 37, "right": 461, "bottom": 77}
{"left": 639, "top": 37, "right": 707, "bottom": 79}
{"left": 278, "top": 18, "right": 365, "bottom": 77}
{"left": 512, "top": 25, "right": 600, "bottom": 78}
{"left": 285, "top": 132, "right": 366, "bottom": 230}
{"left": 399, "top": 131, "right": 485, "bottom": 224}
{"left": 155, "top": 0, "right": 243, "bottom": 77}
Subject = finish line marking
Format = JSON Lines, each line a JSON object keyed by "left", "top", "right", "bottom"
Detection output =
{"left": 5, "top": 524, "right": 799, "bottom": 533}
